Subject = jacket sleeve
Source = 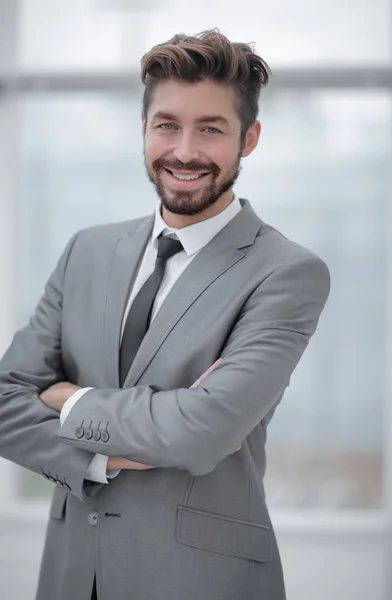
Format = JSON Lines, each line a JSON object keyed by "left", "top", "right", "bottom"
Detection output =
{"left": 0, "top": 233, "right": 103, "bottom": 502}
{"left": 59, "top": 254, "right": 331, "bottom": 477}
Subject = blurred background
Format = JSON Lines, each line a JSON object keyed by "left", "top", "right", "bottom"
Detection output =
{"left": 0, "top": 0, "right": 391, "bottom": 599}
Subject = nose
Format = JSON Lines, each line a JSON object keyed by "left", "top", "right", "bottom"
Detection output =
{"left": 172, "top": 132, "right": 200, "bottom": 165}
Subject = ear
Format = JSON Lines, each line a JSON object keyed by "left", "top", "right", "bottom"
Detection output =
{"left": 241, "top": 121, "right": 261, "bottom": 157}
{"left": 141, "top": 110, "right": 146, "bottom": 136}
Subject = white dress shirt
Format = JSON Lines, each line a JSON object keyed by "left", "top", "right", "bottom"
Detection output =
{"left": 60, "top": 195, "right": 242, "bottom": 483}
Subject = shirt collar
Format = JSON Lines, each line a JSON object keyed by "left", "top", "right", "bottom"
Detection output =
{"left": 151, "top": 195, "right": 242, "bottom": 257}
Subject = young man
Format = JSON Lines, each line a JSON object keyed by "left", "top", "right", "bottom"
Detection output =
{"left": 0, "top": 30, "right": 330, "bottom": 600}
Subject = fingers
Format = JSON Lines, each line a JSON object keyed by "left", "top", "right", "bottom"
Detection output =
{"left": 129, "top": 462, "right": 156, "bottom": 470}
{"left": 108, "top": 457, "right": 156, "bottom": 470}
{"left": 190, "top": 358, "right": 223, "bottom": 388}
{"left": 231, "top": 444, "right": 242, "bottom": 454}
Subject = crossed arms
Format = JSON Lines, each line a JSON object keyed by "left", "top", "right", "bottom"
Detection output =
{"left": 40, "top": 361, "right": 241, "bottom": 473}
{"left": 0, "top": 233, "right": 331, "bottom": 502}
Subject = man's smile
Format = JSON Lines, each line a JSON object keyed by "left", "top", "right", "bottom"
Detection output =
{"left": 161, "top": 167, "right": 213, "bottom": 190}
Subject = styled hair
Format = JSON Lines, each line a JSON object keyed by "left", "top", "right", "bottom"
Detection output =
{"left": 141, "top": 29, "right": 271, "bottom": 140}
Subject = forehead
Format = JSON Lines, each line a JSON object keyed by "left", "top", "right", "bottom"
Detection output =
{"left": 148, "top": 78, "right": 240, "bottom": 123}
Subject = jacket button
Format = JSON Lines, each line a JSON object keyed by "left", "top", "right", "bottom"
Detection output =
{"left": 84, "top": 428, "right": 93, "bottom": 440}
{"left": 88, "top": 512, "right": 98, "bottom": 526}
{"left": 101, "top": 431, "right": 110, "bottom": 443}
{"left": 76, "top": 427, "right": 84, "bottom": 439}
{"left": 92, "top": 430, "right": 101, "bottom": 442}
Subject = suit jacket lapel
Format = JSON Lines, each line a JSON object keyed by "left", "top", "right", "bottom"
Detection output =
{"left": 103, "top": 215, "right": 154, "bottom": 387}
{"left": 124, "top": 200, "right": 263, "bottom": 387}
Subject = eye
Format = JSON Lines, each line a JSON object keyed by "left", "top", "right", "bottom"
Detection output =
{"left": 157, "top": 123, "right": 176, "bottom": 131}
{"left": 202, "top": 127, "right": 222, "bottom": 134}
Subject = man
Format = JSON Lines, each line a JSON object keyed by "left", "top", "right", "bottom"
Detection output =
{"left": 0, "top": 30, "right": 330, "bottom": 600}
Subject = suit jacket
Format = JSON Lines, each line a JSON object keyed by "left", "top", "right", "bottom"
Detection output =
{"left": 0, "top": 199, "right": 331, "bottom": 600}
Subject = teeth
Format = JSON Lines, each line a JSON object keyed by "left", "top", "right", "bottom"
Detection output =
{"left": 172, "top": 172, "right": 202, "bottom": 181}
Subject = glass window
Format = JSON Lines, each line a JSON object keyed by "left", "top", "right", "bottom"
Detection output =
{"left": 249, "top": 90, "right": 390, "bottom": 510}
{"left": 19, "top": 0, "right": 391, "bottom": 70}
{"left": 19, "top": 0, "right": 152, "bottom": 71}
{"left": 15, "top": 89, "right": 391, "bottom": 506}
{"left": 150, "top": 0, "right": 391, "bottom": 67}
{"left": 16, "top": 93, "right": 154, "bottom": 327}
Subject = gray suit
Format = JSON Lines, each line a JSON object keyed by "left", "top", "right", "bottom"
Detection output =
{"left": 0, "top": 199, "right": 330, "bottom": 600}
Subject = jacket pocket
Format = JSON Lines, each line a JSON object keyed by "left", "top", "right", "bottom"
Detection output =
{"left": 175, "top": 505, "right": 272, "bottom": 562}
{"left": 50, "top": 487, "right": 68, "bottom": 520}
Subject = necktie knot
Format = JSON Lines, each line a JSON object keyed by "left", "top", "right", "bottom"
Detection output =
{"left": 157, "top": 235, "right": 183, "bottom": 261}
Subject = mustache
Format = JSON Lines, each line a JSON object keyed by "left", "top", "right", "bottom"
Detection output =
{"left": 153, "top": 158, "right": 220, "bottom": 177}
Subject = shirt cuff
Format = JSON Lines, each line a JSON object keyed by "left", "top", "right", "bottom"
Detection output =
{"left": 60, "top": 387, "right": 94, "bottom": 426}
{"left": 85, "top": 454, "right": 120, "bottom": 484}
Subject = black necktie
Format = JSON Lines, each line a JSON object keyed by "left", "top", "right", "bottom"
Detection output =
{"left": 119, "top": 235, "right": 184, "bottom": 386}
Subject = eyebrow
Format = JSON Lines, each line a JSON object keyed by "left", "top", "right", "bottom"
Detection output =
{"left": 195, "top": 115, "right": 229, "bottom": 126}
{"left": 151, "top": 111, "right": 229, "bottom": 126}
{"left": 151, "top": 111, "right": 178, "bottom": 122}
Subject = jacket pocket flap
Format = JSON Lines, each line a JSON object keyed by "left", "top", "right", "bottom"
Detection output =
{"left": 175, "top": 505, "right": 272, "bottom": 562}
{"left": 50, "top": 488, "right": 68, "bottom": 520}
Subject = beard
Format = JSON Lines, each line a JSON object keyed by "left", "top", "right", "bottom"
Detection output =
{"left": 144, "top": 152, "right": 242, "bottom": 216}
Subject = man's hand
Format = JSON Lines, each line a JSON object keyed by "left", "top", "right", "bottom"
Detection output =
{"left": 40, "top": 381, "right": 81, "bottom": 412}
{"left": 107, "top": 444, "right": 242, "bottom": 472}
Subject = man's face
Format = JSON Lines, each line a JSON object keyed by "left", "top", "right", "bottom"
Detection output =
{"left": 143, "top": 79, "right": 247, "bottom": 217}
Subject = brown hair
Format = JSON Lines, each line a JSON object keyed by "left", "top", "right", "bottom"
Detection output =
{"left": 141, "top": 29, "right": 271, "bottom": 140}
